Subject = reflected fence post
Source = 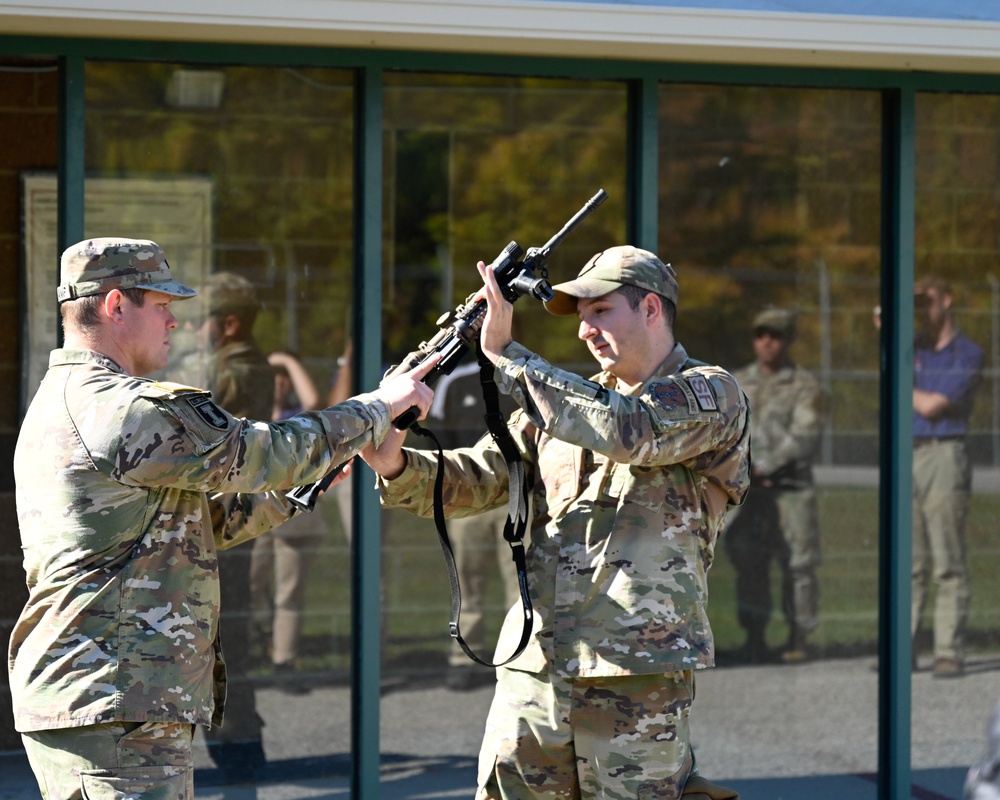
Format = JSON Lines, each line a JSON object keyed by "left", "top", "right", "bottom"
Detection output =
{"left": 990, "top": 274, "right": 1000, "bottom": 467}
{"left": 817, "top": 258, "right": 834, "bottom": 465}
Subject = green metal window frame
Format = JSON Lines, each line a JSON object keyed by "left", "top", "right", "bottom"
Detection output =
{"left": 7, "top": 32, "right": 1000, "bottom": 800}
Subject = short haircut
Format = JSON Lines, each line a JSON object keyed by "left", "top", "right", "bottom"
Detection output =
{"left": 616, "top": 284, "right": 676, "bottom": 330}
{"left": 61, "top": 286, "right": 147, "bottom": 331}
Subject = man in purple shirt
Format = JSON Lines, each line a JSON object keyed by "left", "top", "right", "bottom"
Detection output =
{"left": 912, "top": 276, "right": 983, "bottom": 678}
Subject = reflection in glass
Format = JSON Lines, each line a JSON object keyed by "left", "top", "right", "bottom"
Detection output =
{"left": 660, "top": 84, "right": 882, "bottom": 787}
{"left": 914, "top": 91, "right": 1000, "bottom": 779}
{"left": 85, "top": 62, "right": 356, "bottom": 780}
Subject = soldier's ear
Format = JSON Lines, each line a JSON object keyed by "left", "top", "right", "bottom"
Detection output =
{"left": 642, "top": 292, "right": 664, "bottom": 327}
{"left": 104, "top": 289, "right": 126, "bottom": 324}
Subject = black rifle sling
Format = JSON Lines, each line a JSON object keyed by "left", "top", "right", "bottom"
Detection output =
{"left": 410, "top": 344, "right": 533, "bottom": 668}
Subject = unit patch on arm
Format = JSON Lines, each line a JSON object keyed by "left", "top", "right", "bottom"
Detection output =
{"left": 652, "top": 381, "right": 689, "bottom": 410}
{"left": 187, "top": 394, "right": 230, "bottom": 430}
{"left": 652, "top": 374, "right": 720, "bottom": 415}
{"left": 686, "top": 374, "right": 718, "bottom": 411}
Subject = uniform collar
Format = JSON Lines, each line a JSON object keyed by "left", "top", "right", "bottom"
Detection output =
{"left": 748, "top": 360, "right": 797, "bottom": 382}
{"left": 50, "top": 348, "right": 128, "bottom": 375}
{"left": 597, "top": 342, "right": 690, "bottom": 395}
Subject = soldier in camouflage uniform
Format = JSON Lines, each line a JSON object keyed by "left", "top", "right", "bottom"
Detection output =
{"left": 8, "top": 238, "right": 437, "bottom": 800}
{"left": 363, "top": 245, "right": 750, "bottom": 800}
{"left": 723, "top": 308, "right": 825, "bottom": 664}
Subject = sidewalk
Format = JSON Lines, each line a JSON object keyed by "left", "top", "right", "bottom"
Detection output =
{"left": 1, "top": 653, "right": 989, "bottom": 799}
{"left": 0, "top": 750, "right": 970, "bottom": 800}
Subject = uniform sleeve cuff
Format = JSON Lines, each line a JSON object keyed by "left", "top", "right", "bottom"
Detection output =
{"left": 495, "top": 341, "right": 532, "bottom": 395}
{"left": 375, "top": 449, "right": 436, "bottom": 500}
{"left": 349, "top": 391, "right": 392, "bottom": 446}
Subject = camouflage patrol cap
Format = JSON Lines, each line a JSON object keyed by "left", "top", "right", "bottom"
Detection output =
{"left": 752, "top": 308, "right": 796, "bottom": 338}
{"left": 544, "top": 245, "right": 678, "bottom": 316}
{"left": 57, "top": 238, "right": 197, "bottom": 303}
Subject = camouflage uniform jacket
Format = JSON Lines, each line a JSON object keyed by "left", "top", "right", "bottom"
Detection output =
{"left": 380, "top": 341, "right": 750, "bottom": 677}
{"left": 9, "top": 348, "right": 392, "bottom": 732}
{"left": 734, "top": 361, "right": 824, "bottom": 487}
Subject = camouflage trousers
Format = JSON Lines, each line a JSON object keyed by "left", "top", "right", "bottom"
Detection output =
{"left": 476, "top": 668, "right": 695, "bottom": 800}
{"left": 22, "top": 721, "right": 195, "bottom": 800}
{"left": 912, "top": 438, "right": 971, "bottom": 662}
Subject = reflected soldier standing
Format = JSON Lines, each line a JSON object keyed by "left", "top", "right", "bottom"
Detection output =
{"left": 187, "top": 272, "right": 276, "bottom": 774}
{"left": 724, "top": 308, "right": 825, "bottom": 664}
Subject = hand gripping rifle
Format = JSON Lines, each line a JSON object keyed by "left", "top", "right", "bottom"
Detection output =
{"left": 286, "top": 188, "right": 607, "bottom": 512}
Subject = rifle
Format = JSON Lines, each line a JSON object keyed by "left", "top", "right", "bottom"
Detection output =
{"left": 286, "top": 188, "right": 607, "bottom": 512}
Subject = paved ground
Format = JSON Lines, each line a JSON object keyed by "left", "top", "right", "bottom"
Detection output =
{"left": 2, "top": 651, "right": 993, "bottom": 799}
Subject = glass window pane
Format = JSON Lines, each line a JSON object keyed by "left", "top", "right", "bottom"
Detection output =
{"left": 85, "top": 61, "right": 356, "bottom": 784}
{"left": 381, "top": 70, "right": 628, "bottom": 787}
{"left": 660, "top": 83, "right": 882, "bottom": 795}
{"left": 1, "top": 55, "right": 60, "bottom": 758}
{"left": 914, "top": 90, "right": 1000, "bottom": 791}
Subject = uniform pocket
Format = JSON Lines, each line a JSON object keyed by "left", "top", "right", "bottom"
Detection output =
{"left": 80, "top": 765, "right": 193, "bottom": 800}
{"left": 612, "top": 464, "right": 667, "bottom": 512}
{"left": 536, "top": 438, "right": 581, "bottom": 510}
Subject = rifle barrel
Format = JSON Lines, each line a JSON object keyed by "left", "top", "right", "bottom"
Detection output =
{"left": 539, "top": 189, "right": 607, "bottom": 254}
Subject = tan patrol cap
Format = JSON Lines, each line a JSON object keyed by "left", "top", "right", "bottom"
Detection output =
{"left": 544, "top": 245, "right": 678, "bottom": 316}
{"left": 57, "top": 238, "right": 197, "bottom": 303}
{"left": 752, "top": 308, "right": 796, "bottom": 337}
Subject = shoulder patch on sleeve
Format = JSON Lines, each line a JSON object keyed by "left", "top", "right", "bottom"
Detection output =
{"left": 685, "top": 374, "right": 718, "bottom": 411}
{"left": 652, "top": 381, "right": 692, "bottom": 411}
{"left": 186, "top": 394, "right": 231, "bottom": 430}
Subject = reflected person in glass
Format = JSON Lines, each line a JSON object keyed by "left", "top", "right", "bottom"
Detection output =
{"left": 723, "top": 308, "right": 825, "bottom": 665}
{"left": 911, "top": 277, "right": 983, "bottom": 679}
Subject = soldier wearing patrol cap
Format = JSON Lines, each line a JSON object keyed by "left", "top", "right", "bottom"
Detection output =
{"left": 364, "top": 244, "right": 750, "bottom": 800}
{"left": 10, "top": 237, "right": 438, "bottom": 800}
{"left": 723, "top": 307, "right": 826, "bottom": 665}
